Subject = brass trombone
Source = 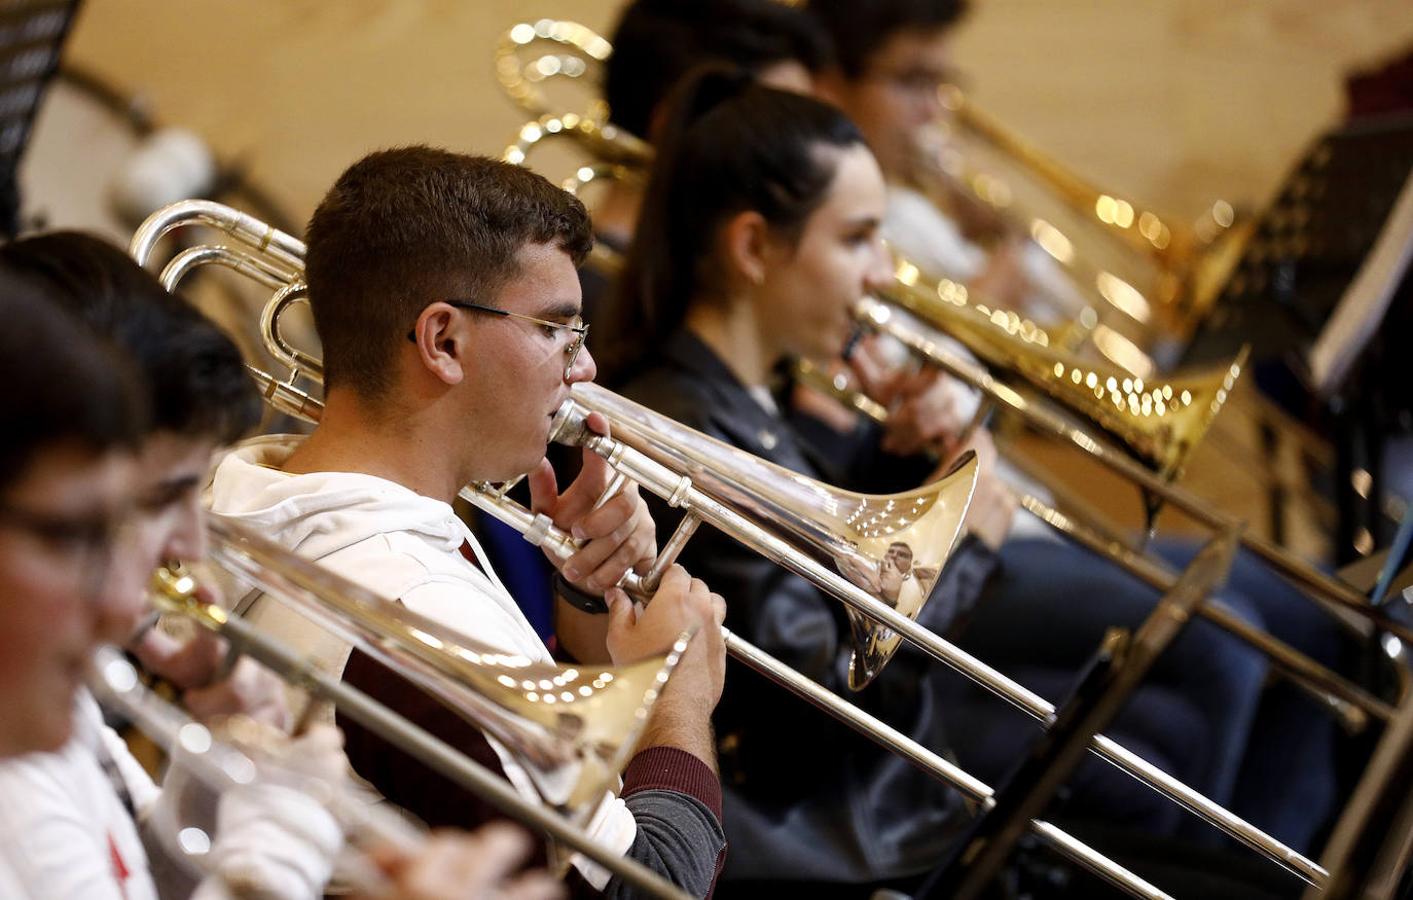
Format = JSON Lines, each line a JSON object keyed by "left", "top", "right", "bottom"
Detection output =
{"left": 929, "top": 86, "right": 1254, "bottom": 340}
{"left": 530, "top": 129, "right": 1397, "bottom": 736}
{"left": 131, "top": 200, "right": 1329, "bottom": 890}
{"left": 89, "top": 646, "right": 425, "bottom": 896}
{"left": 127, "top": 526, "right": 696, "bottom": 900}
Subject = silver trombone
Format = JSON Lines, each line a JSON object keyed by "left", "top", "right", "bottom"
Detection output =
{"left": 133, "top": 528, "right": 695, "bottom": 900}
{"left": 130, "top": 200, "right": 1330, "bottom": 891}
{"left": 89, "top": 645, "right": 426, "bottom": 896}
{"left": 131, "top": 202, "right": 980, "bottom": 695}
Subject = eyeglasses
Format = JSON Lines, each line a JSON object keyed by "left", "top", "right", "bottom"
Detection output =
{"left": 407, "top": 300, "right": 590, "bottom": 379}
{"left": 0, "top": 501, "right": 138, "bottom": 597}
{"left": 865, "top": 65, "right": 966, "bottom": 100}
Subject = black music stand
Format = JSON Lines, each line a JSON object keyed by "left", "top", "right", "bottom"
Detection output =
{"left": 1184, "top": 115, "right": 1413, "bottom": 560}
{"left": 912, "top": 531, "right": 1241, "bottom": 899}
{"left": 1304, "top": 676, "right": 1413, "bottom": 899}
{"left": 0, "top": 0, "right": 81, "bottom": 237}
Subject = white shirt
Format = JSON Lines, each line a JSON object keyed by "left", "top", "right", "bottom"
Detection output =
{"left": 0, "top": 693, "right": 161, "bottom": 899}
{"left": 207, "top": 435, "right": 638, "bottom": 888}
{"left": 0, "top": 692, "right": 339, "bottom": 899}
{"left": 883, "top": 183, "right": 1090, "bottom": 323}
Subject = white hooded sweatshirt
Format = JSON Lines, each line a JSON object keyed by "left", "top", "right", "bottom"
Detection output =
{"left": 207, "top": 434, "right": 636, "bottom": 887}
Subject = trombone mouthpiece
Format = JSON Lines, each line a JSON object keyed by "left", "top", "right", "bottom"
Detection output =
{"left": 550, "top": 398, "right": 592, "bottom": 447}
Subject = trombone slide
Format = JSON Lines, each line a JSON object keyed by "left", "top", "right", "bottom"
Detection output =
{"left": 543, "top": 389, "right": 1327, "bottom": 887}
{"left": 463, "top": 482, "right": 1173, "bottom": 900}
{"left": 148, "top": 565, "right": 693, "bottom": 900}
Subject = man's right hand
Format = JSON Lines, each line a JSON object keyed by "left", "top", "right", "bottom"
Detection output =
{"left": 606, "top": 565, "right": 727, "bottom": 710}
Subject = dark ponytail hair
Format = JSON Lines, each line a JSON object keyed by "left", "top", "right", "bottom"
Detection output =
{"left": 600, "top": 66, "right": 865, "bottom": 383}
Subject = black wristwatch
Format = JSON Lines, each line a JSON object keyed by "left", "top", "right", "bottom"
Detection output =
{"left": 554, "top": 573, "right": 609, "bottom": 614}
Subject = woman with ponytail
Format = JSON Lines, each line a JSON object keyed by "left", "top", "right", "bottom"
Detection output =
{"left": 601, "top": 67, "right": 1286, "bottom": 891}
{"left": 606, "top": 69, "right": 976, "bottom": 891}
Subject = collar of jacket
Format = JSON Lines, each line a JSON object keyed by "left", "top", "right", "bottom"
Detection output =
{"left": 656, "top": 329, "right": 849, "bottom": 482}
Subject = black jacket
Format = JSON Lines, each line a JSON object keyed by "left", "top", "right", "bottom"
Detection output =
{"left": 614, "top": 330, "right": 999, "bottom": 884}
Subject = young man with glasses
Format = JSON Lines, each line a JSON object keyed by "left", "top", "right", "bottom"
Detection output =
{"left": 807, "top": 0, "right": 1088, "bottom": 318}
{"left": 208, "top": 147, "right": 729, "bottom": 897}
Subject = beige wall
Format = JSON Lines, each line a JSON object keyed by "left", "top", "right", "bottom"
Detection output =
{"left": 55, "top": 1, "right": 1413, "bottom": 230}
{"left": 950, "top": 1, "right": 1413, "bottom": 221}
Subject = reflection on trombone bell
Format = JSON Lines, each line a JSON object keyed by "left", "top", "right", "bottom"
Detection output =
{"left": 129, "top": 198, "right": 1334, "bottom": 893}
{"left": 144, "top": 534, "right": 695, "bottom": 900}
{"left": 836, "top": 539, "right": 927, "bottom": 617}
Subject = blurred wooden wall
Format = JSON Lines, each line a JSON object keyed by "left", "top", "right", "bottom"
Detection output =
{"left": 51, "top": 0, "right": 1413, "bottom": 230}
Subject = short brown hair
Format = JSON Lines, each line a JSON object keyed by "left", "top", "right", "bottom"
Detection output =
{"left": 304, "top": 147, "right": 593, "bottom": 398}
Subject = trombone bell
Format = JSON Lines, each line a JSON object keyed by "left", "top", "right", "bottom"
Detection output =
{"left": 869, "top": 260, "right": 1249, "bottom": 483}
{"left": 553, "top": 383, "right": 979, "bottom": 690}
{"left": 153, "top": 522, "right": 689, "bottom": 816}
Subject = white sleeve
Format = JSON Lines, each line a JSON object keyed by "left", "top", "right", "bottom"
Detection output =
{"left": 570, "top": 792, "right": 639, "bottom": 890}
{"left": 199, "top": 783, "right": 343, "bottom": 899}
{"left": 884, "top": 186, "right": 988, "bottom": 282}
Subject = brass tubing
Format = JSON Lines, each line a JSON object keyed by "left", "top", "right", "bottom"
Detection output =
{"left": 860, "top": 296, "right": 1413, "bottom": 646}
{"left": 641, "top": 514, "right": 702, "bottom": 594}
{"left": 549, "top": 399, "right": 1326, "bottom": 886}
{"left": 467, "top": 484, "right": 1174, "bottom": 900}
{"left": 154, "top": 570, "right": 692, "bottom": 900}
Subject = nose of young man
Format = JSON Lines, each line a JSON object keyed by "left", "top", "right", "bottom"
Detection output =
{"left": 568, "top": 342, "right": 597, "bottom": 385}
{"left": 92, "top": 536, "right": 157, "bottom": 647}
